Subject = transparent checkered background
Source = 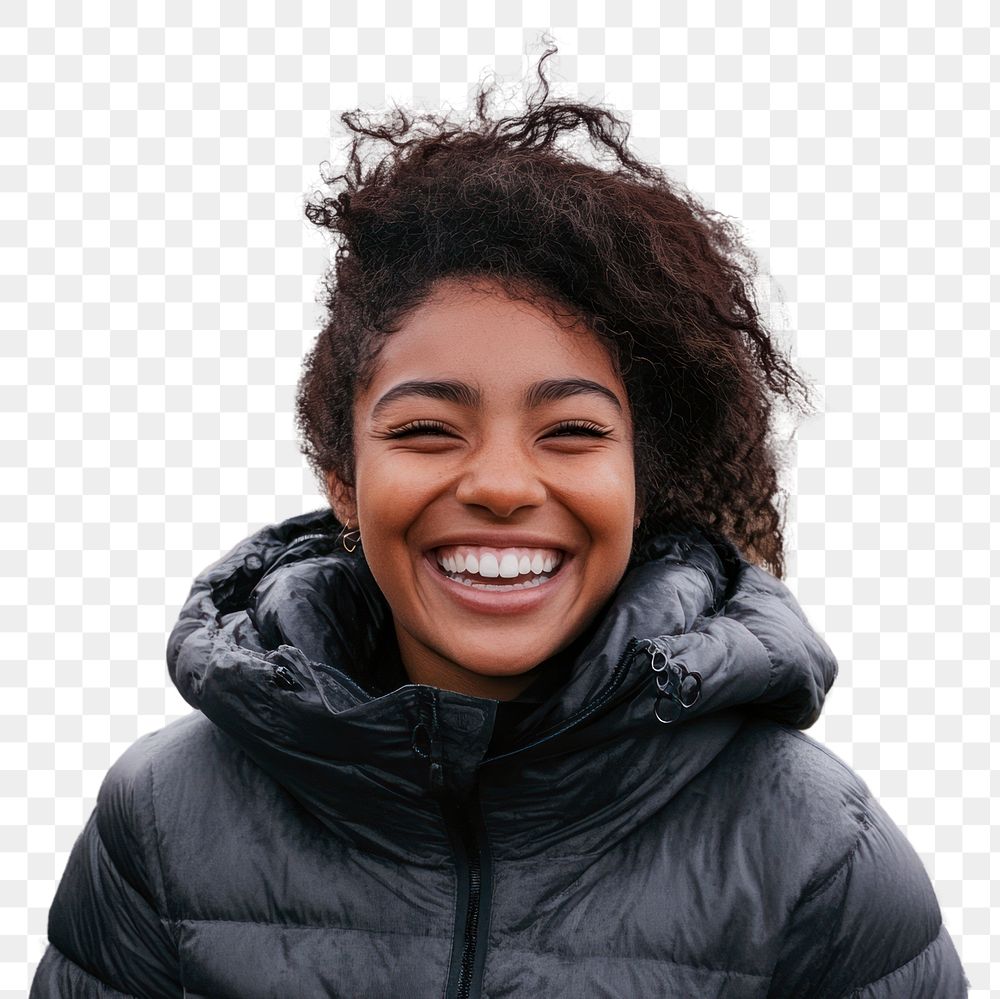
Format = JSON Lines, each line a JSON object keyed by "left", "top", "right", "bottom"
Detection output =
{"left": 3, "top": 1, "right": 995, "bottom": 995}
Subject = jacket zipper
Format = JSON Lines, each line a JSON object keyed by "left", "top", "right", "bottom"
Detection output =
{"left": 437, "top": 637, "right": 642, "bottom": 996}
{"left": 457, "top": 809, "right": 481, "bottom": 999}
{"left": 443, "top": 794, "right": 491, "bottom": 999}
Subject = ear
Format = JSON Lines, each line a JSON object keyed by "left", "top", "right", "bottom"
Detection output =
{"left": 324, "top": 469, "right": 358, "bottom": 527}
{"left": 633, "top": 496, "right": 644, "bottom": 530}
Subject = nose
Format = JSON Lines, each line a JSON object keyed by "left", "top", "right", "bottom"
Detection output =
{"left": 453, "top": 434, "right": 547, "bottom": 518}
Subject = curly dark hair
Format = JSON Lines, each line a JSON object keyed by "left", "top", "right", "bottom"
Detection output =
{"left": 296, "top": 45, "right": 814, "bottom": 579}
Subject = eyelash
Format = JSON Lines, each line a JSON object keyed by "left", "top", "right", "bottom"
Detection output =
{"left": 383, "top": 419, "right": 612, "bottom": 440}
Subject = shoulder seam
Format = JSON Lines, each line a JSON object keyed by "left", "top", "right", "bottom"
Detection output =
{"left": 147, "top": 748, "right": 185, "bottom": 967}
{"left": 799, "top": 801, "right": 873, "bottom": 904}
{"left": 91, "top": 809, "right": 160, "bottom": 917}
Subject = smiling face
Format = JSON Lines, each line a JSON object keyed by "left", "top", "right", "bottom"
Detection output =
{"left": 327, "top": 277, "right": 638, "bottom": 700}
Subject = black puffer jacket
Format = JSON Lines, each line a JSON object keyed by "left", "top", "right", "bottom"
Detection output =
{"left": 32, "top": 508, "right": 969, "bottom": 998}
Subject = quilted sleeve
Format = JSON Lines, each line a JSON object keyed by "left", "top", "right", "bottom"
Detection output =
{"left": 768, "top": 794, "right": 970, "bottom": 998}
{"left": 29, "top": 738, "right": 183, "bottom": 998}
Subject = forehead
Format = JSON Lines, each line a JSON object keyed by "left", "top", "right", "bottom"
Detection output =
{"left": 363, "top": 279, "right": 622, "bottom": 395}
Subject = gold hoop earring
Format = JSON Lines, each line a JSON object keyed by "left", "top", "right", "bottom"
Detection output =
{"left": 338, "top": 521, "right": 361, "bottom": 553}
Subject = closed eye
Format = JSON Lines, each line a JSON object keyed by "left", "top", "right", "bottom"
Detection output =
{"left": 380, "top": 420, "right": 453, "bottom": 438}
{"left": 545, "top": 421, "right": 613, "bottom": 438}
{"left": 381, "top": 420, "right": 613, "bottom": 439}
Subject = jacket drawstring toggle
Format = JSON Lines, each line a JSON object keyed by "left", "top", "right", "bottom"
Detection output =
{"left": 645, "top": 638, "right": 702, "bottom": 724}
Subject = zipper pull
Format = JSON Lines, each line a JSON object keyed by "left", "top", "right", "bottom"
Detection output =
{"left": 266, "top": 647, "right": 306, "bottom": 691}
{"left": 641, "top": 637, "right": 702, "bottom": 725}
{"left": 413, "top": 689, "right": 450, "bottom": 800}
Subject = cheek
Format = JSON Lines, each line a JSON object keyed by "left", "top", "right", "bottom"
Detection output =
{"left": 355, "top": 455, "right": 431, "bottom": 523}
{"left": 568, "top": 456, "right": 637, "bottom": 525}
{"left": 353, "top": 459, "right": 438, "bottom": 582}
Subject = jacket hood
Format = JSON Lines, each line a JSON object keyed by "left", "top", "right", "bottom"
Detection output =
{"left": 166, "top": 508, "right": 838, "bottom": 864}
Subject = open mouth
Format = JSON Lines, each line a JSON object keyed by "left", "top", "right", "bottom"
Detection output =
{"left": 431, "top": 545, "right": 567, "bottom": 591}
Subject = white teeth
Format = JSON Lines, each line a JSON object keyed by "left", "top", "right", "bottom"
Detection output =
{"left": 478, "top": 553, "right": 500, "bottom": 578}
{"left": 498, "top": 553, "right": 519, "bottom": 578}
{"left": 434, "top": 545, "right": 565, "bottom": 583}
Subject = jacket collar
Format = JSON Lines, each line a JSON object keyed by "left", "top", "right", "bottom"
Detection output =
{"left": 167, "top": 508, "right": 838, "bottom": 863}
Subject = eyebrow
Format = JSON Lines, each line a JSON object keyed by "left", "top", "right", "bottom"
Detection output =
{"left": 369, "top": 377, "right": 624, "bottom": 422}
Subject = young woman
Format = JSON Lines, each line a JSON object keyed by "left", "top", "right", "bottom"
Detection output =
{"left": 32, "top": 56, "right": 968, "bottom": 998}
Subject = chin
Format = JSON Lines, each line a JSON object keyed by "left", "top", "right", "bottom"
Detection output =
{"left": 445, "top": 644, "right": 557, "bottom": 678}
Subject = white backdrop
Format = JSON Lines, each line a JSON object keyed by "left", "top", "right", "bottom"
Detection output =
{"left": 4, "top": 1, "right": 994, "bottom": 995}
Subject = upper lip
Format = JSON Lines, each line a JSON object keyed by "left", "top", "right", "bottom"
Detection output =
{"left": 424, "top": 533, "right": 572, "bottom": 553}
